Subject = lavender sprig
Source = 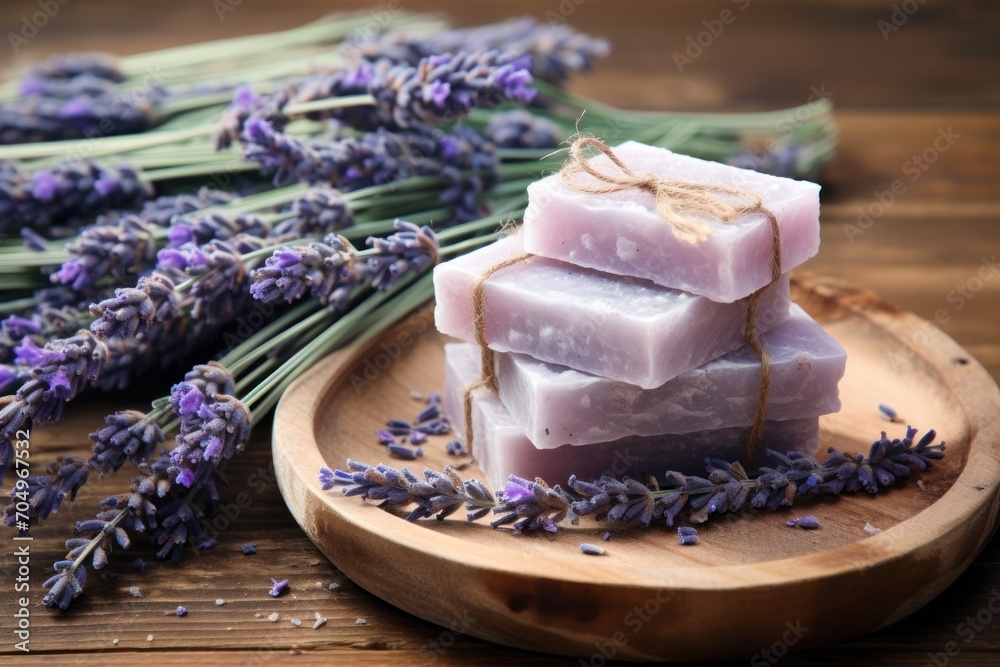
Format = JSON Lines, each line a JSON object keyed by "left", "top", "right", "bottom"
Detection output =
{"left": 325, "top": 426, "right": 946, "bottom": 535}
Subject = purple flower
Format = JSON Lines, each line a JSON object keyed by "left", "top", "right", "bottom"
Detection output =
{"left": 273, "top": 187, "right": 354, "bottom": 237}
{"left": 369, "top": 50, "right": 536, "bottom": 128}
{"left": 268, "top": 578, "right": 290, "bottom": 597}
{"left": 485, "top": 109, "right": 561, "bottom": 149}
{"left": 677, "top": 527, "right": 699, "bottom": 545}
{"left": 32, "top": 171, "right": 57, "bottom": 200}
{"left": 250, "top": 234, "right": 358, "bottom": 308}
{"left": 89, "top": 409, "right": 165, "bottom": 473}
{"left": 361, "top": 220, "right": 440, "bottom": 291}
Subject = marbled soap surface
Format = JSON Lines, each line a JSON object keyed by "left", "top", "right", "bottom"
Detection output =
{"left": 523, "top": 141, "right": 821, "bottom": 303}
{"left": 434, "top": 234, "right": 792, "bottom": 389}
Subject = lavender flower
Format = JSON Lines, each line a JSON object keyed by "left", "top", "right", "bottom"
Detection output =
{"left": 159, "top": 237, "right": 259, "bottom": 327}
{"left": 2, "top": 457, "right": 88, "bottom": 526}
{"left": 330, "top": 427, "right": 946, "bottom": 538}
{"left": 90, "top": 410, "right": 165, "bottom": 474}
{"left": 485, "top": 109, "right": 561, "bottom": 149}
{"left": 729, "top": 143, "right": 806, "bottom": 179}
{"left": 361, "top": 220, "right": 439, "bottom": 291}
{"left": 369, "top": 51, "right": 535, "bottom": 129}
{"left": 677, "top": 527, "right": 699, "bottom": 545}
{"left": 89, "top": 270, "right": 180, "bottom": 339}
{"left": 1, "top": 331, "right": 109, "bottom": 437}
{"left": 249, "top": 234, "right": 359, "bottom": 308}
{"left": 53, "top": 216, "right": 157, "bottom": 291}
{"left": 272, "top": 187, "right": 355, "bottom": 237}
{"left": 0, "top": 160, "right": 152, "bottom": 235}
{"left": 268, "top": 578, "right": 290, "bottom": 597}
{"left": 166, "top": 211, "right": 270, "bottom": 248}
{"left": 168, "top": 382, "right": 251, "bottom": 489}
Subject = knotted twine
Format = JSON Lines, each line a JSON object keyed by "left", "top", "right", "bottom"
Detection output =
{"left": 464, "top": 137, "right": 782, "bottom": 465}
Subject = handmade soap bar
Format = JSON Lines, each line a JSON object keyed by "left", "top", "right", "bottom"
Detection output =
{"left": 444, "top": 343, "right": 820, "bottom": 489}
{"left": 494, "top": 304, "right": 845, "bottom": 447}
{"left": 523, "top": 141, "right": 821, "bottom": 303}
{"left": 433, "top": 234, "right": 792, "bottom": 389}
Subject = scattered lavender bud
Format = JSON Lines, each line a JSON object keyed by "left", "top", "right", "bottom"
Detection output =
{"left": 241, "top": 542, "right": 257, "bottom": 555}
{"left": 199, "top": 539, "right": 217, "bottom": 550}
{"left": 215, "top": 599, "right": 225, "bottom": 606}
{"left": 427, "top": 391, "right": 441, "bottom": 405}
{"left": 385, "top": 419, "right": 412, "bottom": 435}
{"left": 602, "top": 531, "right": 611, "bottom": 542}
{"left": 678, "top": 527, "right": 699, "bottom": 546}
{"left": 175, "top": 606, "right": 188, "bottom": 617}
{"left": 328, "top": 583, "right": 340, "bottom": 591}
{"left": 129, "top": 586, "right": 141, "bottom": 597}
{"left": 269, "top": 578, "right": 290, "bottom": 598}
{"left": 355, "top": 618, "right": 367, "bottom": 625}
{"left": 131, "top": 558, "right": 145, "bottom": 573}
{"left": 415, "top": 404, "right": 440, "bottom": 423}
{"left": 879, "top": 403, "right": 898, "bottom": 421}
{"left": 387, "top": 443, "right": 422, "bottom": 460}
{"left": 579, "top": 543, "right": 605, "bottom": 556}
{"left": 267, "top": 612, "right": 279, "bottom": 622}
{"left": 290, "top": 618, "right": 302, "bottom": 627}
{"left": 312, "top": 612, "right": 327, "bottom": 629}
{"left": 788, "top": 515, "right": 821, "bottom": 530}
{"left": 375, "top": 429, "right": 396, "bottom": 445}
{"left": 409, "top": 430, "right": 428, "bottom": 446}
{"left": 414, "top": 420, "right": 450, "bottom": 435}
{"left": 864, "top": 522, "right": 882, "bottom": 536}
{"left": 445, "top": 439, "right": 466, "bottom": 456}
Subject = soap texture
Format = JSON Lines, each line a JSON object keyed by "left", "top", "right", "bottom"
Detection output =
{"left": 493, "top": 304, "right": 845, "bottom": 447}
{"left": 445, "top": 342, "right": 820, "bottom": 490}
{"left": 433, "top": 234, "right": 792, "bottom": 389}
{"left": 522, "top": 141, "right": 821, "bottom": 303}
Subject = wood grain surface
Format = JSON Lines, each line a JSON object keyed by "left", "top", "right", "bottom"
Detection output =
{"left": 1, "top": 0, "right": 998, "bottom": 665}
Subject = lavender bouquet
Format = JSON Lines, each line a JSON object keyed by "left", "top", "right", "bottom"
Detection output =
{"left": 0, "top": 13, "right": 840, "bottom": 610}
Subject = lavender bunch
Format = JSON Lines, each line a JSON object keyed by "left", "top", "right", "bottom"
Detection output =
{"left": 272, "top": 186, "right": 354, "bottom": 237}
{"left": 26, "top": 52, "right": 125, "bottom": 83}
{"left": 0, "top": 87, "right": 159, "bottom": 144}
{"left": 326, "top": 426, "right": 946, "bottom": 536}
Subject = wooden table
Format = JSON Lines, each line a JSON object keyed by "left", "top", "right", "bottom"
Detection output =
{"left": 2, "top": 1, "right": 998, "bottom": 664}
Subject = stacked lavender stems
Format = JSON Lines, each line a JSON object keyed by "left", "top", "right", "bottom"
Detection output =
{"left": 433, "top": 141, "right": 846, "bottom": 490}
{"left": 0, "top": 14, "right": 840, "bottom": 610}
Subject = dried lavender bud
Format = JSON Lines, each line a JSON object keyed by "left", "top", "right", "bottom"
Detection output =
{"left": 879, "top": 403, "right": 898, "bottom": 421}
{"left": 445, "top": 440, "right": 466, "bottom": 456}
{"left": 241, "top": 542, "right": 257, "bottom": 555}
{"left": 166, "top": 211, "right": 270, "bottom": 248}
{"left": 273, "top": 187, "right": 354, "bottom": 237}
{"left": 269, "top": 578, "right": 290, "bottom": 597}
{"left": 129, "top": 586, "right": 142, "bottom": 597}
{"left": 89, "top": 409, "right": 165, "bottom": 473}
{"left": 361, "top": 220, "right": 439, "bottom": 291}
{"left": 387, "top": 443, "right": 422, "bottom": 460}
{"left": 1, "top": 456, "right": 88, "bottom": 527}
{"left": 409, "top": 430, "right": 428, "bottom": 446}
{"left": 413, "top": 420, "right": 450, "bottom": 436}
{"left": 175, "top": 606, "right": 188, "bottom": 616}
{"left": 41, "top": 565, "right": 87, "bottom": 610}
{"left": 249, "top": 234, "right": 359, "bottom": 308}
{"left": 602, "top": 531, "right": 611, "bottom": 541}
{"left": 369, "top": 51, "right": 535, "bottom": 129}
{"left": 485, "top": 109, "right": 561, "bottom": 149}
{"left": 89, "top": 270, "right": 180, "bottom": 339}
{"left": 385, "top": 419, "right": 412, "bottom": 435}
{"left": 2, "top": 331, "right": 109, "bottom": 435}
{"left": 53, "top": 216, "right": 157, "bottom": 291}
{"left": 788, "top": 515, "right": 820, "bottom": 530}
{"left": 677, "top": 527, "right": 699, "bottom": 545}
{"left": 375, "top": 430, "right": 396, "bottom": 445}
{"left": 492, "top": 475, "right": 570, "bottom": 534}
{"left": 579, "top": 543, "right": 605, "bottom": 555}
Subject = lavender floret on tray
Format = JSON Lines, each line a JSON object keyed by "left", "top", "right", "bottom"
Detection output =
{"left": 323, "top": 426, "right": 946, "bottom": 538}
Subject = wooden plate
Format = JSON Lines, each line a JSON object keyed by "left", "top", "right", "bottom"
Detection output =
{"left": 272, "top": 273, "right": 1000, "bottom": 662}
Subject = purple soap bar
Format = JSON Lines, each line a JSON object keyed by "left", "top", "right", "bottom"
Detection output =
{"left": 494, "top": 304, "right": 845, "bottom": 447}
{"left": 433, "top": 234, "right": 792, "bottom": 389}
{"left": 523, "top": 141, "right": 821, "bottom": 303}
{"left": 444, "top": 342, "right": 819, "bottom": 490}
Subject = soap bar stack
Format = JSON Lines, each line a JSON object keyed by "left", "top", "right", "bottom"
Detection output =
{"left": 433, "top": 141, "right": 844, "bottom": 490}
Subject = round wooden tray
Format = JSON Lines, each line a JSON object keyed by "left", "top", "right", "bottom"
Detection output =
{"left": 272, "top": 273, "right": 1000, "bottom": 662}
